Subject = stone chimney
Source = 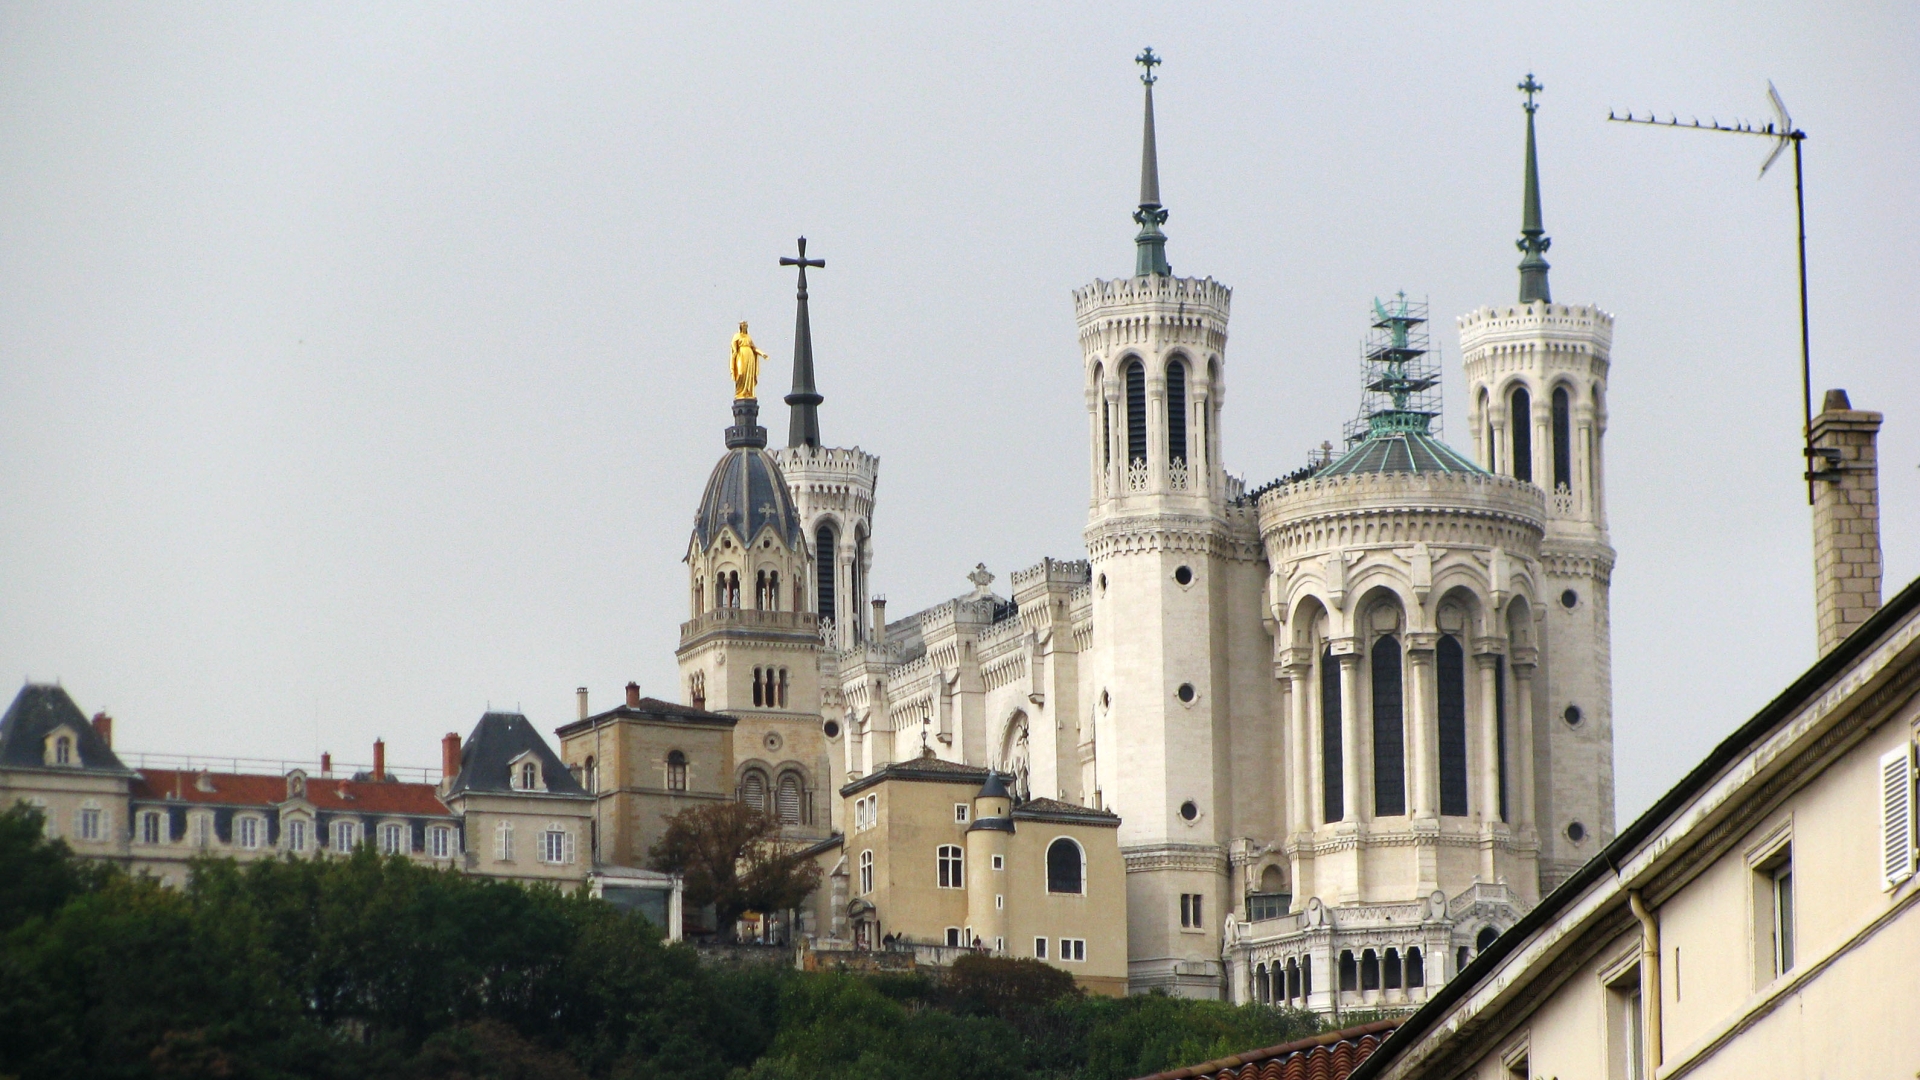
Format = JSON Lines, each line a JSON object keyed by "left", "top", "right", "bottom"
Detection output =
{"left": 441, "top": 733, "right": 462, "bottom": 781}
{"left": 871, "top": 595, "right": 888, "bottom": 644}
{"left": 626, "top": 681, "right": 641, "bottom": 708}
{"left": 372, "top": 739, "right": 386, "bottom": 781}
{"left": 1810, "top": 389, "right": 1883, "bottom": 654}
{"left": 90, "top": 712, "right": 113, "bottom": 748}
{"left": 321, "top": 752, "right": 332, "bottom": 777}
{"left": 577, "top": 686, "right": 589, "bottom": 721}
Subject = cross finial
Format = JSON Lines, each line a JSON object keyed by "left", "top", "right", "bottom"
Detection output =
{"left": 779, "top": 236, "right": 825, "bottom": 275}
{"left": 1136, "top": 47, "right": 1160, "bottom": 86}
{"left": 1518, "top": 72, "right": 1544, "bottom": 114}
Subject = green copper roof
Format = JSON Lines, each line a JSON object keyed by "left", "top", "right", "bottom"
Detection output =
{"left": 1317, "top": 421, "right": 1487, "bottom": 478}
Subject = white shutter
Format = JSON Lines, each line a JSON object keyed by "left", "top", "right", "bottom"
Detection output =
{"left": 1883, "top": 744, "right": 1916, "bottom": 890}
{"left": 564, "top": 828, "right": 577, "bottom": 865}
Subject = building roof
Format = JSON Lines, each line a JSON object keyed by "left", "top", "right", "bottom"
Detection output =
{"left": 1315, "top": 426, "right": 1485, "bottom": 478}
{"left": 840, "top": 753, "right": 1001, "bottom": 797}
{"left": 131, "top": 768, "right": 453, "bottom": 817}
{"left": 1348, "top": 572, "right": 1920, "bottom": 1080}
{"left": 0, "top": 684, "right": 133, "bottom": 774}
{"left": 553, "top": 696, "right": 738, "bottom": 738}
{"left": 448, "top": 711, "right": 589, "bottom": 798}
{"left": 692, "top": 445, "right": 804, "bottom": 553}
{"left": 1131, "top": 1020, "right": 1400, "bottom": 1080}
{"left": 1013, "top": 797, "right": 1122, "bottom": 827}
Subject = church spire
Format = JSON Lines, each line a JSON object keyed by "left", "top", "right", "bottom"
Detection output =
{"left": 1132, "top": 48, "right": 1171, "bottom": 277}
{"left": 780, "top": 236, "right": 826, "bottom": 449}
{"left": 1516, "top": 73, "right": 1552, "bottom": 304}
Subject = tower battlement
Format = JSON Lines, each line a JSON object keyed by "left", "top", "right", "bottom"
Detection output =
{"left": 775, "top": 444, "right": 880, "bottom": 485}
{"left": 1458, "top": 302, "right": 1614, "bottom": 357}
{"left": 1074, "top": 274, "right": 1231, "bottom": 325}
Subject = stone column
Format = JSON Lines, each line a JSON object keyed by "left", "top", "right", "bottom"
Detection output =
{"left": 1336, "top": 645, "right": 1363, "bottom": 824}
{"left": 1284, "top": 651, "right": 1313, "bottom": 834}
{"left": 1404, "top": 633, "right": 1439, "bottom": 819}
{"left": 1809, "top": 389, "right": 1883, "bottom": 655}
{"left": 1105, "top": 382, "right": 1124, "bottom": 503}
{"left": 1510, "top": 647, "right": 1538, "bottom": 832}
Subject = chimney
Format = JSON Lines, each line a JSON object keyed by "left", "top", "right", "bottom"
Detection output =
{"left": 577, "top": 686, "right": 589, "bottom": 721}
{"left": 626, "top": 681, "right": 641, "bottom": 708}
{"left": 90, "top": 712, "right": 113, "bottom": 748}
{"left": 871, "top": 595, "right": 887, "bottom": 644}
{"left": 321, "top": 752, "right": 332, "bottom": 777}
{"left": 372, "top": 739, "right": 386, "bottom": 781}
{"left": 1810, "top": 388, "right": 1883, "bottom": 655}
{"left": 441, "top": 733, "right": 462, "bottom": 781}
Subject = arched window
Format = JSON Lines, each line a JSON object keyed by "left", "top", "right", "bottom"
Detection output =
{"left": 1339, "top": 950, "right": 1358, "bottom": 992}
{"left": 739, "top": 769, "right": 768, "bottom": 811}
{"left": 1372, "top": 633, "right": 1406, "bottom": 817}
{"left": 1320, "top": 644, "right": 1343, "bottom": 823}
{"left": 755, "top": 570, "right": 767, "bottom": 610}
{"left": 666, "top": 750, "right": 687, "bottom": 792}
{"left": 1166, "top": 358, "right": 1188, "bottom": 469}
{"left": 1361, "top": 949, "right": 1380, "bottom": 991}
{"left": 583, "top": 755, "right": 597, "bottom": 793}
{"left": 1406, "top": 947, "right": 1424, "bottom": 989}
{"left": 769, "top": 571, "right": 780, "bottom": 611}
{"left": 858, "top": 849, "right": 873, "bottom": 894}
{"left": 937, "top": 844, "right": 964, "bottom": 888}
{"left": 1286, "top": 958, "right": 1301, "bottom": 1001}
{"left": 1384, "top": 948, "right": 1403, "bottom": 990}
{"left": 778, "top": 668, "right": 789, "bottom": 708}
{"left": 1551, "top": 386, "right": 1572, "bottom": 492}
{"left": 752, "top": 667, "right": 764, "bottom": 707}
{"left": 776, "top": 772, "right": 803, "bottom": 824}
{"left": 1476, "top": 925, "right": 1500, "bottom": 953}
{"left": 1256, "top": 963, "right": 1269, "bottom": 1003}
{"left": 1437, "top": 634, "right": 1470, "bottom": 816}
{"left": 520, "top": 762, "right": 538, "bottom": 790}
{"left": 1510, "top": 386, "right": 1533, "bottom": 483}
{"left": 1125, "top": 361, "right": 1147, "bottom": 466}
{"left": 1301, "top": 955, "right": 1312, "bottom": 997}
{"left": 1047, "top": 837, "right": 1084, "bottom": 894}
{"left": 1095, "top": 363, "right": 1111, "bottom": 472}
{"left": 815, "top": 524, "right": 837, "bottom": 627}
{"left": 852, "top": 528, "right": 867, "bottom": 641}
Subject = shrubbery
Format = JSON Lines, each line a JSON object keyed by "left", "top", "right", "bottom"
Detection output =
{"left": 0, "top": 805, "right": 1320, "bottom": 1080}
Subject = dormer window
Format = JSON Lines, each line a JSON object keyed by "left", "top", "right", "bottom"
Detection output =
{"left": 287, "top": 770, "right": 307, "bottom": 800}
{"left": 54, "top": 736, "right": 71, "bottom": 765}
{"left": 44, "top": 727, "right": 80, "bottom": 767}
{"left": 521, "top": 762, "right": 536, "bottom": 789}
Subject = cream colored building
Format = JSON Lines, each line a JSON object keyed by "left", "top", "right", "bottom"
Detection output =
{"left": 803, "top": 754, "right": 1128, "bottom": 994}
{"left": 1350, "top": 395, "right": 1918, "bottom": 1080}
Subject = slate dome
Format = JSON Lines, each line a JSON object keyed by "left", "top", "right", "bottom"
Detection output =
{"left": 693, "top": 446, "right": 804, "bottom": 552}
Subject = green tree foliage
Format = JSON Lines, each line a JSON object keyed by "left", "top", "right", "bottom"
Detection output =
{"left": 646, "top": 801, "right": 821, "bottom": 941}
{"left": 0, "top": 818, "right": 1319, "bottom": 1080}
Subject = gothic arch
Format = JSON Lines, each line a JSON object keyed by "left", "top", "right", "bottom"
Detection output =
{"left": 998, "top": 711, "right": 1032, "bottom": 801}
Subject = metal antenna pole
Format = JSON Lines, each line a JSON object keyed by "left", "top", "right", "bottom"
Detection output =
{"left": 1609, "top": 84, "right": 1814, "bottom": 503}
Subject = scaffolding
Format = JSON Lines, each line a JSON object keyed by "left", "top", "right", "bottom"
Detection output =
{"left": 1341, "top": 293, "right": 1443, "bottom": 447}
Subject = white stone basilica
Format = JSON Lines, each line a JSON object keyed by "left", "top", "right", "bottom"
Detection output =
{"left": 675, "top": 60, "right": 1616, "bottom": 1008}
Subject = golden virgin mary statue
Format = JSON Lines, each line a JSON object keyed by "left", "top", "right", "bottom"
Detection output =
{"left": 729, "top": 321, "right": 768, "bottom": 399}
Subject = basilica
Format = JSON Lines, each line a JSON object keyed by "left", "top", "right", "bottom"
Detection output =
{"left": 668, "top": 54, "right": 1619, "bottom": 1006}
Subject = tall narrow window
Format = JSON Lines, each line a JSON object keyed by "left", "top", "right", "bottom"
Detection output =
{"left": 753, "top": 667, "right": 764, "bottom": 707}
{"left": 1372, "top": 634, "right": 1406, "bottom": 817}
{"left": 1166, "top": 359, "right": 1188, "bottom": 467}
{"left": 520, "top": 762, "right": 537, "bottom": 790}
{"left": 1552, "top": 386, "right": 1572, "bottom": 492}
{"left": 769, "top": 571, "right": 780, "bottom": 610}
{"left": 286, "top": 818, "right": 307, "bottom": 853}
{"left": 1321, "top": 645, "right": 1343, "bottom": 823}
{"left": 852, "top": 530, "right": 867, "bottom": 642}
{"left": 667, "top": 750, "right": 688, "bottom": 792}
{"left": 1047, "top": 838, "right": 1084, "bottom": 894}
{"left": 859, "top": 849, "right": 873, "bottom": 894}
{"left": 778, "top": 668, "right": 789, "bottom": 707}
{"left": 141, "top": 811, "right": 162, "bottom": 845}
{"left": 937, "top": 844, "right": 964, "bottom": 888}
{"left": 1125, "top": 361, "right": 1147, "bottom": 466}
{"left": 815, "top": 525, "right": 836, "bottom": 626}
{"left": 776, "top": 772, "right": 803, "bottom": 824}
{"left": 1102, "top": 400, "right": 1112, "bottom": 470}
{"left": 54, "top": 736, "right": 71, "bottom": 765}
{"left": 1437, "top": 635, "right": 1470, "bottom": 816}
{"left": 755, "top": 570, "right": 767, "bottom": 610}
{"left": 1510, "top": 387, "right": 1533, "bottom": 483}
{"left": 1495, "top": 657, "right": 1510, "bottom": 822}
{"left": 1755, "top": 844, "right": 1795, "bottom": 982}
{"left": 740, "top": 770, "right": 767, "bottom": 812}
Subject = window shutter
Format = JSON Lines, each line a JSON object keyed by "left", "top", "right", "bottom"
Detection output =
{"left": 776, "top": 775, "right": 802, "bottom": 824}
{"left": 1882, "top": 744, "right": 1915, "bottom": 890}
{"left": 564, "top": 829, "right": 577, "bottom": 865}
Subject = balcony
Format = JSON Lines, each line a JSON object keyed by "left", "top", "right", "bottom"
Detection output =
{"left": 680, "top": 607, "right": 820, "bottom": 642}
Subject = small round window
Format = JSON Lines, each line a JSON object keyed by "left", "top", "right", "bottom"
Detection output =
{"left": 1560, "top": 589, "right": 1579, "bottom": 609}
{"left": 823, "top": 720, "right": 841, "bottom": 739}
{"left": 1173, "top": 565, "right": 1193, "bottom": 586}
{"left": 1176, "top": 683, "right": 1196, "bottom": 703}
{"left": 1563, "top": 704, "right": 1582, "bottom": 726}
{"left": 1565, "top": 821, "right": 1587, "bottom": 843}
{"left": 1179, "top": 800, "right": 1198, "bottom": 821}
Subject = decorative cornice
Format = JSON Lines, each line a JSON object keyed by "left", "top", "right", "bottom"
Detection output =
{"left": 1122, "top": 842, "right": 1229, "bottom": 875}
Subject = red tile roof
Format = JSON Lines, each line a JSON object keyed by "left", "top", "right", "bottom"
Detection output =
{"left": 1129, "top": 1020, "right": 1400, "bottom": 1080}
{"left": 132, "top": 768, "right": 453, "bottom": 817}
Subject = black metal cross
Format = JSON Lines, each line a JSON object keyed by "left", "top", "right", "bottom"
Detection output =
{"left": 779, "top": 236, "right": 825, "bottom": 290}
{"left": 1518, "top": 72, "right": 1544, "bottom": 114}
{"left": 1136, "top": 47, "right": 1160, "bottom": 86}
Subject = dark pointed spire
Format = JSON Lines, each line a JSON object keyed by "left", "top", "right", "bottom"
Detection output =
{"left": 1516, "top": 73, "right": 1552, "bottom": 303}
{"left": 1132, "top": 48, "right": 1171, "bottom": 277}
{"left": 780, "top": 237, "right": 826, "bottom": 449}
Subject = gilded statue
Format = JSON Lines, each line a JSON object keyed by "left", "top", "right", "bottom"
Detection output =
{"left": 729, "top": 321, "right": 768, "bottom": 400}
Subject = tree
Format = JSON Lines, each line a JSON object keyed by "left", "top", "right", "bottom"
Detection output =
{"left": 647, "top": 801, "right": 821, "bottom": 942}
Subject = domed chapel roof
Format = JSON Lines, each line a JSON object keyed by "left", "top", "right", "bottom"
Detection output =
{"left": 1316, "top": 419, "right": 1486, "bottom": 478}
{"left": 691, "top": 397, "right": 803, "bottom": 553}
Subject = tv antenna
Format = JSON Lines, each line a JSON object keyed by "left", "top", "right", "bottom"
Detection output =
{"left": 1609, "top": 84, "right": 1816, "bottom": 503}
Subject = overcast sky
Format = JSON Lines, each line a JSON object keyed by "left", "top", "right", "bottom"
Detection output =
{"left": 2, "top": 3, "right": 1914, "bottom": 822}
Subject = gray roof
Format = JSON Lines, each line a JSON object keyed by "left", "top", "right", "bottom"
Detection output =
{"left": 553, "top": 696, "right": 738, "bottom": 739}
{"left": 448, "top": 711, "right": 588, "bottom": 797}
{"left": 840, "top": 753, "right": 1004, "bottom": 797}
{"left": 1316, "top": 428, "right": 1486, "bottom": 478}
{"left": 692, "top": 446, "right": 804, "bottom": 552}
{"left": 0, "top": 684, "right": 132, "bottom": 774}
{"left": 1013, "top": 797, "right": 1122, "bottom": 827}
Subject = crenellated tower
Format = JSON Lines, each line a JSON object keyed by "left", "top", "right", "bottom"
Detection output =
{"left": 1459, "top": 76, "right": 1617, "bottom": 890}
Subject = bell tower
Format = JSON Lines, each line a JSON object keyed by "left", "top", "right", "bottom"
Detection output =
{"left": 1077, "top": 49, "right": 1264, "bottom": 997}
{"left": 1459, "top": 75, "right": 1617, "bottom": 890}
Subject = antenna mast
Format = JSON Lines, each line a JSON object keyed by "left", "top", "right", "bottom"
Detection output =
{"left": 1608, "top": 84, "right": 1814, "bottom": 503}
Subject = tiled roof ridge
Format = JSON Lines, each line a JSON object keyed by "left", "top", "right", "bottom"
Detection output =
{"left": 556, "top": 696, "right": 739, "bottom": 734}
{"left": 1130, "top": 1019, "right": 1400, "bottom": 1080}
{"left": 1012, "top": 796, "right": 1121, "bottom": 822}
{"left": 131, "top": 768, "right": 452, "bottom": 816}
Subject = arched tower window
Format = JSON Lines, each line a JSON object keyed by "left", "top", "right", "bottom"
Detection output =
{"left": 755, "top": 570, "right": 768, "bottom": 610}
{"left": 775, "top": 772, "right": 803, "bottom": 824}
{"left": 852, "top": 528, "right": 867, "bottom": 642}
{"left": 1047, "top": 837, "right": 1084, "bottom": 894}
{"left": 1320, "top": 645, "right": 1343, "bottom": 823}
{"left": 1125, "top": 361, "right": 1147, "bottom": 467}
{"left": 752, "top": 667, "right": 764, "bottom": 707}
{"left": 1510, "top": 387, "right": 1533, "bottom": 483}
{"left": 739, "top": 769, "right": 768, "bottom": 812}
{"left": 1437, "top": 634, "right": 1470, "bottom": 816}
{"left": 1372, "top": 633, "right": 1406, "bottom": 817}
{"left": 1094, "top": 362, "right": 1111, "bottom": 473}
{"left": 1551, "top": 386, "right": 1572, "bottom": 492}
{"left": 1166, "top": 358, "right": 1188, "bottom": 469}
{"left": 815, "top": 524, "right": 836, "bottom": 627}
{"left": 666, "top": 750, "right": 687, "bottom": 792}
{"left": 769, "top": 571, "right": 780, "bottom": 610}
